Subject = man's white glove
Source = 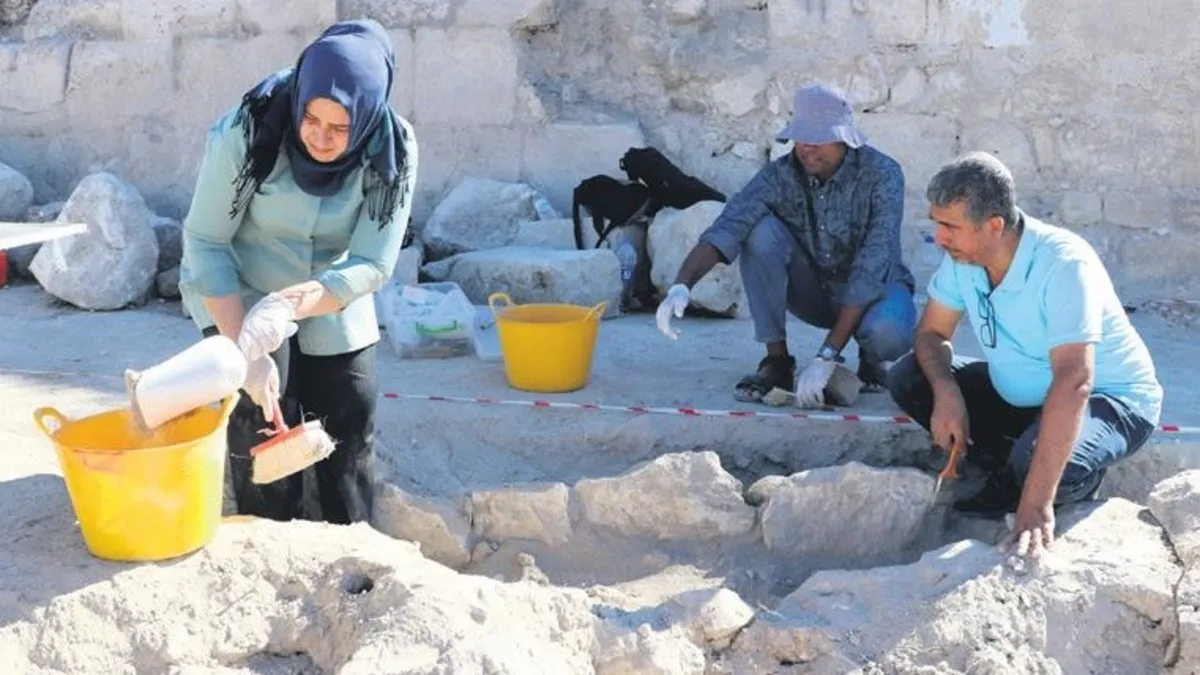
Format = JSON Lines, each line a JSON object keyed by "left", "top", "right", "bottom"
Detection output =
{"left": 237, "top": 292, "right": 298, "bottom": 363}
{"left": 655, "top": 283, "right": 691, "bottom": 340}
{"left": 794, "top": 357, "right": 837, "bottom": 408}
{"left": 242, "top": 355, "right": 281, "bottom": 420}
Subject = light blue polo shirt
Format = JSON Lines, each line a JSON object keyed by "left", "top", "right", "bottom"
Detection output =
{"left": 927, "top": 213, "right": 1163, "bottom": 424}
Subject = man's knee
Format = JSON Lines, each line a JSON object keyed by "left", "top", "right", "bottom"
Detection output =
{"left": 740, "top": 214, "right": 790, "bottom": 264}
{"left": 856, "top": 286, "right": 916, "bottom": 362}
{"left": 858, "top": 316, "right": 915, "bottom": 363}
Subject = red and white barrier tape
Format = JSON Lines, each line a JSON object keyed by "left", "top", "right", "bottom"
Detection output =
{"left": 3, "top": 367, "right": 1197, "bottom": 435}
{"left": 382, "top": 392, "right": 1200, "bottom": 435}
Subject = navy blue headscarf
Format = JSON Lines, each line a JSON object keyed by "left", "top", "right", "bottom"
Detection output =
{"left": 228, "top": 19, "right": 410, "bottom": 229}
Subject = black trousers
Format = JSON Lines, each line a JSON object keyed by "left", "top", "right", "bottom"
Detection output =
{"left": 203, "top": 327, "right": 378, "bottom": 524}
{"left": 886, "top": 353, "right": 1157, "bottom": 505}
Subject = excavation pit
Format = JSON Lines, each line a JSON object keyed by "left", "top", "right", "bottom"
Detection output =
{"left": 3, "top": 287, "right": 1200, "bottom": 673}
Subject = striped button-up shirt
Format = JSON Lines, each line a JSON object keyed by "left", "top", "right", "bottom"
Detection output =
{"left": 699, "top": 145, "right": 913, "bottom": 308}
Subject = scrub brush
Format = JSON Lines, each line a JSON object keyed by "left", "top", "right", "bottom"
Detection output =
{"left": 250, "top": 400, "right": 336, "bottom": 484}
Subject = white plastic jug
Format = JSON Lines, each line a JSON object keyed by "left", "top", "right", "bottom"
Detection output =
{"left": 126, "top": 335, "right": 248, "bottom": 431}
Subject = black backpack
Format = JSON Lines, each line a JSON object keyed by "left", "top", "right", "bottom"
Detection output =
{"left": 620, "top": 147, "right": 727, "bottom": 214}
{"left": 571, "top": 175, "right": 651, "bottom": 249}
{"left": 571, "top": 146, "right": 726, "bottom": 250}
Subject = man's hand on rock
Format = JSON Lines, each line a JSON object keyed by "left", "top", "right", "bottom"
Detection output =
{"left": 793, "top": 357, "right": 837, "bottom": 408}
{"left": 1001, "top": 496, "right": 1056, "bottom": 561}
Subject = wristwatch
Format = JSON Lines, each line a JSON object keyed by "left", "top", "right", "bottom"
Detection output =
{"left": 816, "top": 343, "right": 842, "bottom": 363}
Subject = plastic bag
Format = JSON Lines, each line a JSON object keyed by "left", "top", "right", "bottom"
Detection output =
{"left": 383, "top": 282, "right": 477, "bottom": 358}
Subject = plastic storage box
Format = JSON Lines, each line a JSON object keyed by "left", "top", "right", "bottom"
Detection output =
{"left": 383, "top": 281, "right": 478, "bottom": 359}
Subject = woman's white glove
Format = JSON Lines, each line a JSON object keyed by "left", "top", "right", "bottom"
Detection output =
{"left": 242, "top": 355, "right": 281, "bottom": 419}
{"left": 655, "top": 283, "right": 691, "bottom": 340}
{"left": 237, "top": 292, "right": 298, "bottom": 363}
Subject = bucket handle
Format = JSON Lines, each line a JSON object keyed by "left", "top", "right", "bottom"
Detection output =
{"left": 32, "top": 407, "right": 70, "bottom": 439}
{"left": 585, "top": 301, "right": 609, "bottom": 322}
{"left": 488, "top": 291, "right": 515, "bottom": 318}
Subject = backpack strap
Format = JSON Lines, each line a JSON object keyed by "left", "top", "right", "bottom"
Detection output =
{"left": 593, "top": 192, "right": 652, "bottom": 248}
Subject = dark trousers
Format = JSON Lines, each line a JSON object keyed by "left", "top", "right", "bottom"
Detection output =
{"left": 885, "top": 353, "right": 1157, "bottom": 505}
{"left": 203, "top": 327, "right": 378, "bottom": 524}
{"left": 738, "top": 213, "right": 916, "bottom": 365}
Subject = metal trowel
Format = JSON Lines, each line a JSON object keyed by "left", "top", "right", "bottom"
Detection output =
{"left": 932, "top": 441, "right": 965, "bottom": 505}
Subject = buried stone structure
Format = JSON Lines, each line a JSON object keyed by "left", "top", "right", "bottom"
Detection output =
{"left": 2, "top": 455, "right": 1199, "bottom": 673}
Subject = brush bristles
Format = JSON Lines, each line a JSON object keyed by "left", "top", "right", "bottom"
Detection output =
{"left": 251, "top": 423, "right": 336, "bottom": 485}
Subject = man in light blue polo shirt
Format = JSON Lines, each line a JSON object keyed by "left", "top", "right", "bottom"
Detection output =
{"left": 886, "top": 152, "right": 1162, "bottom": 557}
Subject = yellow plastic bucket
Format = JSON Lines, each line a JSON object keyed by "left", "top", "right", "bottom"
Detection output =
{"left": 488, "top": 292, "right": 607, "bottom": 393}
{"left": 33, "top": 395, "right": 238, "bottom": 562}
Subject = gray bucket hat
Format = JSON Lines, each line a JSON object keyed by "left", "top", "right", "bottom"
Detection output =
{"left": 776, "top": 83, "right": 867, "bottom": 148}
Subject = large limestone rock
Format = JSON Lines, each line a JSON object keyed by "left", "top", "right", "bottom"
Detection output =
{"left": 1149, "top": 472, "right": 1200, "bottom": 674}
{"left": 0, "top": 161, "right": 34, "bottom": 220}
{"left": 472, "top": 482, "right": 573, "bottom": 546}
{"left": 372, "top": 483, "right": 473, "bottom": 570}
{"left": 1104, "top": 438, "right": 1200, "bottom": 505}
{"left": 751, "top": 462, "right": 936, "bottom": 560}
{"left": 1148, "top": 470, "right": 1200, "bottom": 566}
{"left": 647, "top": 201, "right": 749, "bottom": 318}
{"left": 420, "top": 177, "right": 559, "bottom": 259}
{"left": 422, "top": 246, "right": 622, "bottom": 313}
{"left": 726, "top": 498, "right": 1180, "bottom": 674}
{"left": 507, "top": 217, "right": 579, "bottom": 250}
{"left": 1177, "top": 565, "right": 1200, "bottom": 675}
{"left": 573, "top": 451, "right": 757, "bottom": 541}
{"left": 29, "top": 172, "right": 159, "bottom": 310}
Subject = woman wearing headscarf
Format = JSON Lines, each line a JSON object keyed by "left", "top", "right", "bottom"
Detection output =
{"left": 178, "top": 19, "right": 418, "bottom": 525}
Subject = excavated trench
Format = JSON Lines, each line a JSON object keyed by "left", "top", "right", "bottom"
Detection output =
{"left": 2, "top": 293, "right": 1194, "bottom": 672}
{"left": 366, "top": 398, "right": 1003, "bottom": 610}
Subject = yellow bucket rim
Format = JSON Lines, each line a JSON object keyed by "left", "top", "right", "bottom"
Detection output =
{"left": 487, "top": 291, "right": 607, "bottom": 324}
{"left": 32, "top": 395, "right": 240, "bottom": 455}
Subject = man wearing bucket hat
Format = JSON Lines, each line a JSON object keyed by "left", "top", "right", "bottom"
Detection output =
{"left": 657, "top": 83, "right": 916, "bottom": 408}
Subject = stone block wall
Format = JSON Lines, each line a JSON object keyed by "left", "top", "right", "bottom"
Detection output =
{"left": 1, "top": 0, "right": 1198, "bottom": 303}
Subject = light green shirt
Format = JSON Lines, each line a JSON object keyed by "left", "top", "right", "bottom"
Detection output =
{"left": 179, "top": 105, "right": 418, "bottom": 356}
